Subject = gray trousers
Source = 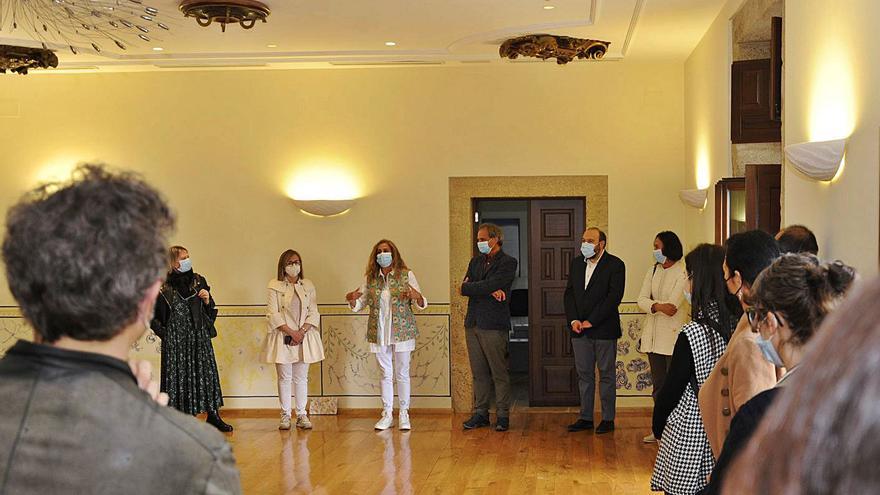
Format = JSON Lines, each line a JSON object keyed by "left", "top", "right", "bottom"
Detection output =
{"left": 465, "top": 326, "right": 511, "bottom": 418}
{"left": 571, "top": 337, "right": 617, "bottom": 422}
{"left": 647, "top": 352, "right": 672, "bottom": 402}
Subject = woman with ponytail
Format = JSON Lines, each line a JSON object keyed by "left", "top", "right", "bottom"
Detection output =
{"left": 705, "top": 254, "right": 856, "bottom": 494}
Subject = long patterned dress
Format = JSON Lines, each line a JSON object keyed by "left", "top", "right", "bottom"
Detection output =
{"left": 151, "top": 271, "right": 224, "bottom": 415}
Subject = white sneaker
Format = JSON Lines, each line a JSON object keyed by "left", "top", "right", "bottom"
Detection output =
{"left": 279, "top": 414, "right": 291, "bottom": 430}
{"left": 399, "top": 410, "right": 411, "bottom": 431}
{"left": 296, "top": 414, "right": 313, "bottom": 430}
{"left": 643, "top": 433, "right": 657, "bottom": 443}
{"left": 374, "top": 410, "right": 394, "bottom": 430}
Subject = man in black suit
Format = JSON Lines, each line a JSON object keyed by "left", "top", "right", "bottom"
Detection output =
{"left": 460, "top": 223, "right": 518, "bottom": 432}
{"left": 563, "top": 227, "right": 626, "bottom": 434}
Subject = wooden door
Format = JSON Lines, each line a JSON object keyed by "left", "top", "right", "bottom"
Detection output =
{"left": 746, "top": 164, "right": 782, "bottom": 235}
{"left": 528, "top": 198, "right": 585, "bottom": 406}
{"left": 731, "top": 59, "right": 781, "bottom": 143}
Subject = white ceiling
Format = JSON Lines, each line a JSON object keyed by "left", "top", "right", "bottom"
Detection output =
{"left": 0, "top": 0, "right": 729, "bottom": 71}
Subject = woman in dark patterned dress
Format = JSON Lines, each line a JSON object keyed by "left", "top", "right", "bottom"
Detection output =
{"left": 150, "top": 245, "right": 232, "bottom": 432}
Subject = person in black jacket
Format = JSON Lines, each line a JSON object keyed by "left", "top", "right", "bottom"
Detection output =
{"left": 460, "top": 223, "right": 518, "bottom": 432}
{"left": 151, "top": 245, "right": 232, "bottom": 432}
{"left": 563, "top": 227, "right": 625, "bottom": 434}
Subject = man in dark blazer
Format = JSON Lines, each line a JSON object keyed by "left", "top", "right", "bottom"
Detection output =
{"left": 563, "top": 227, "right": 626, "bottom": 434}
{"left": 460, "top": 223, "right": 518, "bottom": 432}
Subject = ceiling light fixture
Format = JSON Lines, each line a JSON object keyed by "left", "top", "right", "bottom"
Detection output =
{"left": 179, "top": 0, "right": 271, "bottom": 32}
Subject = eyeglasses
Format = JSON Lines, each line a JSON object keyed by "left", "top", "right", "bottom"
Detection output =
{"left": 286, "top": 261, "right": 301, "bottom": 266}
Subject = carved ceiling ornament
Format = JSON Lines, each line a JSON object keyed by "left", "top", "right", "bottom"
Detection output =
{"left": 0, "top": 44, "right": 58, "bottom": 74}
{"left": 178, "top": 0, "right": 270, "bottom": 32}
{"left": 499, "top": 34, "right": 610, "bottom": 64}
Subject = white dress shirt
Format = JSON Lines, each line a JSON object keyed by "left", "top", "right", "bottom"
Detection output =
{"left": 352, "top": 270, "right": 428, "bottom": 353}
{"left": 584, "top": 250, "right": 604, "bottom": 289}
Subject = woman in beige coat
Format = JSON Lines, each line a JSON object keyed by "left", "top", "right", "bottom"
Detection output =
{"left": 637, "top": 231, "right": 688, "bottom": 443}
{"left": 699, "top": 230, "right": 780, "bottom": 458}
{"left": 263, "top": 249, "right": 325, "bottom": 430}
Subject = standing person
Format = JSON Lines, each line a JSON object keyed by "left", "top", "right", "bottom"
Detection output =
{"left": 705, "top": 255, "right": 855, "bottom": 494}
{"left": 460, "top": 223, "right": 518, "bottom": 432}
{"left": 151, "top": 246, "right": 232, "bottom": 432}
{"left": 263, "top": 249, "right": 324, "bottom": 431}
{"left": 775, "top": 224, "right": 819, "bottom": 255}
{"left": 564, "top": 227, "right": 626, "bottom": 435}
{"left": 346, "top": 239, "right": 427, "bottom": 431}
{"left": 699, "top": 230, "right": 780, "bottom": 458}
{"left": 650, "top": 244, "right": 738, "bottom": 494}
{"left": 0, "top": 165, "right": 241, "bottom": 494}
{"left": 637, "top": 231, "right": 688, "bottom": 443}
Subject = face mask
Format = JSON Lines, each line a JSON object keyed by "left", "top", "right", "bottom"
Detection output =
{"left": 653, "top": 249, "right": 667, "bottom": 264}
{"left": 377, "top": 252, "right": 393, "bottom": 268}
{"left": 477, "top": 241, "right": 491, "bottom": 255}
{"left": 683, "top": 290, "right": 692, "bottom": 306}
{"left": 285, "top": 263, "right": 301, "bottom": 277}
{"left": 755, "top": 333, "right": 785, "bottom": 368}
{"left": 177, "top": 258, "right": 192, "bottom": 273}
{"left": 581, "top": 242, "right": 596, "bottom": 259}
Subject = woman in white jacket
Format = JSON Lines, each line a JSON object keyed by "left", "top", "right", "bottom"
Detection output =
{"left": 263, "top": 249, "right": 325, "bottom": 430}
{"left": 637, "top": 231, "right": 688, "bottom": 443}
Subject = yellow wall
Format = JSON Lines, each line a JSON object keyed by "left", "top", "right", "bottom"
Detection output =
{"left": 683, "top": 0, "right": 745, "bottom": 248}
{"left": 783, "top": 0, "right": 879, "bottom": 274}
{"left": 0, "top": 62, "right": 685, "bottom": 306}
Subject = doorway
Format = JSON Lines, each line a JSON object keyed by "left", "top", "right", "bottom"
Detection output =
{"left": 473, "top": 197, "right": 586, "bottom": 407}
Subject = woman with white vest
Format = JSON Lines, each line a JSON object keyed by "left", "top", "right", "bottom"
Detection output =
{"left": 638, "top": 231, "right": 689, "bottom": 443}
{"left": 263, "top": 249, "right": 325, "bottom": 431}
{"left": 345, "top": 239, "right": 427, "bottom": 431}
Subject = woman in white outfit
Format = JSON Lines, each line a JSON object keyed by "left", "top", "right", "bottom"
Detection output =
{"left": 263, "top": 249, "right": 325, "bottom": 430}
{"left": 637, "top": 231, "right": 688, "bottom": 443}
{"left": 345, "top": 239, "right": 427, "bottom": 431}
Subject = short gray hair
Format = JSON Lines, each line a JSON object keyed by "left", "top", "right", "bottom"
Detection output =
{"left": 3, "top": 165, "right": 175, "bottom": 342}
{"left": 478, "top": 223, "right": 504, "bottom": 246}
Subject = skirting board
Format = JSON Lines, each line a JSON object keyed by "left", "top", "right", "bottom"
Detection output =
{"left": 220, "top": 396, "right": 650, "bottom": 410}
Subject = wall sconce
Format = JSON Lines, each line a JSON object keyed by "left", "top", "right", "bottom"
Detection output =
{"left": 679, "top": 188, "right": 708, "bottom": 209}
{"left": 784, "top": 138, "right": 847, "bottom": 181}
{"left": 291, "top": 199, "right": 355, "bottom": 217}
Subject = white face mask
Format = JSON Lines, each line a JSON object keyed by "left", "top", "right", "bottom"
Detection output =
{"left": 477, "top": 241, "right": 491, "bottom": 255}
{"left": 285, "top": 263, "right": 301, "bottom": 278}
{"left": 653, "top": 249, "right": 667, "bottom": 264}
{"left": 377, "top": 252, "right": 393, "bottom": 268}
{"left": 177, "top": 257, "right": 192, "bottom": 273}
{"left": 581, "top": 242, "right": 596, "bottom": 259}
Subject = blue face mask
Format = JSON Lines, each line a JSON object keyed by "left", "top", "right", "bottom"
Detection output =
{"left": 376, "top": 252, "right": 393, "bottom": 268}
{"left": 477, "top": 241, "right": 491, "bottom": 255}
{"left": 581, "top": 242, "right": 596, "bottom": 259}
{"left": 683, "top": 290, "right": 692, "bottom": 306}
{"left": 755, "top": 333, "right": 785, "bottom": 368}
{"left": 653, "top": 249, "right": 667, "bottom": 264}
{"left": 177, "top": 258, "right": 192, "bottom": 273}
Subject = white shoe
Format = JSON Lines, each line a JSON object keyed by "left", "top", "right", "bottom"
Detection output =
{"left": 374, "top": 410, "right": 394, "bottom": 430}
{"left": 279, "top": 414, "right": 291, "bottom": 430}
{"left": 296, "top": 414, "right": 313, "bottom": 430}
{"left": 399, "top": 410, "right": 411, "bottom": 431}
{"left": 643, "top": 433, "right": 657, "bottom": 443}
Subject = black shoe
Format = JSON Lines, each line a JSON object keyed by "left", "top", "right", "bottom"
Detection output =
{"left": 595, "top": 420, "right": 615, "bottom": 434}
{"left": 462, "top": 413, "right": 490, "bottom": 430}
{"left": 495, "top": 417, "right": 509, "bottom": 432}
{"left": 567, "top": 419, "right": 594, "bottom": 432}
{"left": 207, "top": 411, "right": 234, "bottom": 432}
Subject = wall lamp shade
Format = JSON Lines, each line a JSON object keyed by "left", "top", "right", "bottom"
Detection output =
{"left": 784, "top": 138, "right": 847, "bottom": 181}
{"left": 291, "top": 199, "right": 355, "bottom": 217}
{"left": 679, "top": 188, "right": 708, "bottom": 209}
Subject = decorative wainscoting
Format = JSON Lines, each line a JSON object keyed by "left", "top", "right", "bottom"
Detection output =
{"left": 0, "top": 303, "right": 653, "bottom": 410}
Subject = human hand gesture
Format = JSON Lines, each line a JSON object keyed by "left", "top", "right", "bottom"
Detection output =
{"left": 129, "top": 359, "right": 169, "bottom": 406}
{"left": 346, "top": 288, "right": 363, "bottom": 307}
{"left": 571, "top": 321, "right": 583, "bottom": 334}
{"left": 407, "top": 285, "right": 424, "bottom": 305}
{"left": 491, "top": 290, "right": 506, "bottom": 302}
{"left": 197, "top": 289, "right": 210, "bottom": 304}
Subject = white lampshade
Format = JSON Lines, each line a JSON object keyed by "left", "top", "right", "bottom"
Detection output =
{"left": 784, "top": 138, "right": 847, "bottom": 181}
{"left": 679, "top": 188, "right": 708, "bottom": 209}
{"left": 291, "top": 199, "right": 355, "bottom": 217}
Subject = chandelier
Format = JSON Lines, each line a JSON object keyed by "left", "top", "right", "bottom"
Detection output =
{"left": 178, "top": 1, "right": 270, "bottom": 32}
{"left": 0, "top": 0, "right": 171, "bottom": 55}
{"left": 500, "top": 34, "right": 610, "bottom": 65}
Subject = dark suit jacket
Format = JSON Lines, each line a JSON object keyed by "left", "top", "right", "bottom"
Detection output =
{"left": 563, "top": 251, "right": 626, "bottom": 340}
{"left": 0, "top": 341, "right": 241, "bottom": 495}
{"left": 461, "top": 250, "right": 518, "bottom": 330}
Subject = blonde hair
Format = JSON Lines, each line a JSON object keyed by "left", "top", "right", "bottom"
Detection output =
{"left": 364, "top": 239, "right": 409, "bottom": 281}
{"left": 168, "top": 245, "right": 188, "bottom": 269}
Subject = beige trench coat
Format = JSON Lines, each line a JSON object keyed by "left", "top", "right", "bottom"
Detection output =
{"left": 262, "top": 278, "right": 325, "bottom": 364}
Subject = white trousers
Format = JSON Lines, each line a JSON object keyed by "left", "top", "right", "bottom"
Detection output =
{"left": 375, "top": 348, "right": 412, "bottom": 411}
{"left": 276, "top": 362, "right": 309, "bottom": 417}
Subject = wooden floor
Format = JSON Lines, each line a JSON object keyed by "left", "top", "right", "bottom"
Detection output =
{"left": 222, "top": 409, "right": 659, "bottom": 495}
